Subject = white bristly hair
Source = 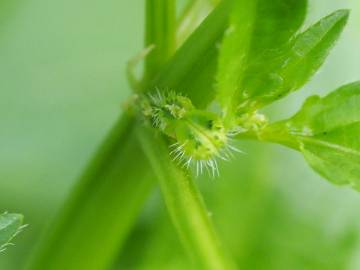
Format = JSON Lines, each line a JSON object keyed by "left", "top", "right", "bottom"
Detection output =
{"left": 168, "top": 137, "right": 244, "bottom": 178}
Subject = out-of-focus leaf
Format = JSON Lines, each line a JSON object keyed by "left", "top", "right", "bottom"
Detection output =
{"left": 240, "top": 9, "right": 349, "bottom": 110}
{"left": 216, "top": 0, "right": 307, "bottom": 121}
{"left": 0, "top": 213, "right": 25, "bottom": 253}
{"left": 262, "top": 82, "right": 360, "bottom": 190}
{"left": 28, "top": 115, "right": 155, "bottom": 270}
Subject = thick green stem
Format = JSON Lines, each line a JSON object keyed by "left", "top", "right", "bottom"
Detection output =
{"left": 144, "top": 0, "right": 176, "bottom": 81}
{"left": 27, "top": 2, "right": 232, "bottom": 269}
{"left": 137, "top": 126, "right": 237, "bottom": 270}
{"left": 27, "top": 114, "right": 154, "bottom": 270}
{"left": 28, "top": 1, "right": 178, "bottom": 268}
{"left": 177, "top": 0, "right": 217, "bottom": 46}
{"left": 152, "top": 0, "right": 232, "bottom": 108}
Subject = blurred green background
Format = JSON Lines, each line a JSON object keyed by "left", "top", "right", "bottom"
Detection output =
{"left": 1, "top": 0, "right": 360, "bottom": 269}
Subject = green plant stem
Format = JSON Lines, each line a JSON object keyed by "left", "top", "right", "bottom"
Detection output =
{"left": 28, "top": 2, "right": 232, "bottom": 269}
{"left": 28, "top": 1, "right": 178, "bottom": 268}
{"left": 141, "top": 1, "right": 236, "bottom": 268}
{"left": 143, "top": 1, "right": 235, "bottom": 268}
{"left": 27, "top": 114, "right": 154, "bottom": 270}
{"left": 177, "top": 0, "right": 216, "bottom": 46}
{"left": 235, "top": 124, "right": 300, "bottom": 151}
{"left": 152, "top": 0, "right": 232, "bottom": 108}
{"left": 137, "top": 126, "right": 237, "bottom": 270}
{"left": 144, "top": 0, "right": 176, "bottom": 81}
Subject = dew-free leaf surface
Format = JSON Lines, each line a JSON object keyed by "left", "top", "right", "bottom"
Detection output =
{"left": 241, "top": 9, "right": 349, "bottom": 110}
{"left": 216, "top": 3, "right": 349, "bottom": 120}
{"left": 216, "top": 0, "right": 307, "bottom": 121}
{"left": 263, "top": 82, "right": 360, "bottom": 190}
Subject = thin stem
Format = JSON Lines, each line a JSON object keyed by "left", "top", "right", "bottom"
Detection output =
{"left": 137, "top": 126, "right": 237, "bottom": 270}
{"left": 235, "top": 123, "right": 301, "bottom": 151}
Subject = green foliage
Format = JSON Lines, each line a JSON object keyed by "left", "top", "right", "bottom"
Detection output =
{"left": 216, "top": 0, "right": 307, "bottom": 122}
{"left": 214, "top": 1, "right": 357, "bottom": 192}
{"left": 216, "top": 2, "right": 349, "bottom": 124}
{"left": 154, "top": 0, "right": 232, "bottom": 108}
{"left": 239, "top": 9, "right": 349, "bottom": 110}
{"left": 262, "top": 82, "right": 360, "bottom": 190}
{"left": 28, "top": 2, "right": 234, "bottom": 270}
{"left": 11, "top": 0, "right": 360, "bottom": 269}
{"left": 268, "top": 10, "right": 349, "bottom": 104}
{"left": 0, "top": 212, "right": 25, "bottom": 253}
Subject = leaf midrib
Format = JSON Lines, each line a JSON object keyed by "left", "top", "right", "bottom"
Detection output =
{"left": 297, "top": 135, "right": 360, "bottom": 158}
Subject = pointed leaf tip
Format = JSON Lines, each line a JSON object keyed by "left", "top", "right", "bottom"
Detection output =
{"left": 216, "top": 0, "right": 308, "bottom": 118}
{"left": 333, "top": 9, "right": 350, "bottom": 19}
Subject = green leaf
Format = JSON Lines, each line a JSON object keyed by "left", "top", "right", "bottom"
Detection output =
{"left": 137, "top": 126, "right": 237, "bottom": 270}
{"left": 240, "top": 9, "right": 349, "bottom": 110}
{"left": 262, "top": 82, "right": 360, "bottom": 190}
{"left": 0, "top": 212, "right": 25, "bottom": 253}
{"left": 216, "top": 0, "right": 307, "bottom": 121}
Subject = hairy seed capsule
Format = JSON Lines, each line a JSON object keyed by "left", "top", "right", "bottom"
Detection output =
{"left": 141, "top": 90, "right": 240, "bottom": 176}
